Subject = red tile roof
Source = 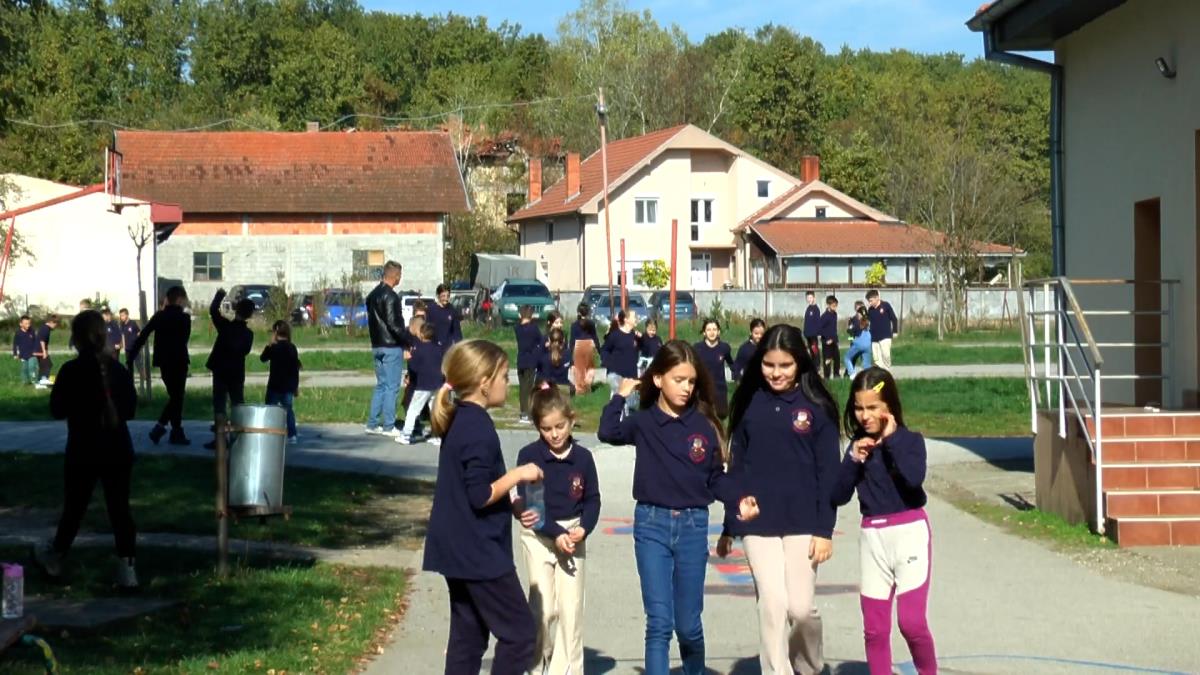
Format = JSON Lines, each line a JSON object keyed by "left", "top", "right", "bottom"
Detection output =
{"left": 509, "top": 124, "right": 689, "bottom": 222}
{"left": 115, "top": 131, "right": 469, "bottom": 215}
{"left": 751, "top": 219, "right": 1021, "bottom": 257}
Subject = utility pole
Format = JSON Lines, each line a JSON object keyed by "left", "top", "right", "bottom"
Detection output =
{"left": 598, "top": 88, "right": 614, "bottom": 310}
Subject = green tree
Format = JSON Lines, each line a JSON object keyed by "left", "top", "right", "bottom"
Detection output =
{"left": 635, "top": 259, "right": 670, "bottom": 289}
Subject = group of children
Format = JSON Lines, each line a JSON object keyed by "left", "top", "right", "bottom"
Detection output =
{"left": 423, "top": 316, "right": 936, "bottom": 675}
{"left": 803, "top": 289, "right": 900, "bottom": 379}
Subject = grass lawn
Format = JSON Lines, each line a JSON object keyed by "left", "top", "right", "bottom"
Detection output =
{"left": 0, "top": 453, "right": 432, "bottom": 549}
{"left": 0, "top": 545, "right": 407, "bottom": 675}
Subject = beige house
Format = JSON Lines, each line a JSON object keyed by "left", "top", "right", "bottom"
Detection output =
{"left": 508, "top": 124, "right": 803, "bottom": 291}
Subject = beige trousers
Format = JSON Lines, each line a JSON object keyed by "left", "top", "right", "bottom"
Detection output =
{"left": 520, "top": 517, "right": 586, "bottom": 675}
{"left": 871, "top": 338, "right": 893, "bottom": 371}
{"left": 743, "top": 534, "right": 824, "bottom": 675}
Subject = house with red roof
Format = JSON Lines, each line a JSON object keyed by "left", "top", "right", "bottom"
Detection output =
{"left": 114, "top": 128, "right": 469, "bottom": 302}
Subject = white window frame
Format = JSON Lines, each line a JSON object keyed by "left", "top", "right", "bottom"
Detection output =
{"left": 689, "top": 196, "right": 715, "bottom": 242}
{"left": 634, "top": 196, "right": 659, "bottom": 225}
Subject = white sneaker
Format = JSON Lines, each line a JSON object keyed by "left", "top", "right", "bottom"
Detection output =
{"left": 364, "top": 426, "right": 385, "bottom": 435}
{"left": 519, "top": 416, "right": 531, "bottom": 425}
{"left": 396, "top": 434, "right": 414, "bottom": 445}
{"left": 287, "top": 435, "right": 298, "bottom": 445}
{"left": 33, "top": 540, "right": 63, "bottom": 577}
{"left": 114, "top": 557, "right": 139, "bottom": 589}
{"left": 36, "top": 377, "right": 50, "bottom": 385}
{"left": 34, "top": 383, "right": 48, "bottom": 390}
{"left": 378, "top": 428, "right": 403, "bottom": 439}
{"left": 427, "top": 437, "right": 441, "bottom": 447}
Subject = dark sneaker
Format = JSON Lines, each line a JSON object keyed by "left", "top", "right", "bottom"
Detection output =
{"left": 114, "top": 557, "right": 139, "bottom": 590}
{"left": 33, "top": 540, "right": 64, "bottom": 578}
{"left": 168, "top": 430, "right": 191, "bottom": 446}
{"left": 148, "top": 424, "right": 167, "bottom": 445}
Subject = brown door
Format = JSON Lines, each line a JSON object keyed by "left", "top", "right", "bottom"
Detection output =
{"left": 1134, "top": 198, "right": 1162, "bottom": 406}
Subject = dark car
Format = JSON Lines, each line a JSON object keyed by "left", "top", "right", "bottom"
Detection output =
{"left": 223, "top": 284, "right": 283, "bottom": 314}
{"left": 647, "top": 291, "right": 697, "bottom": 323}
{"left": 592, "top": 293, "right": 648, "bottom": 326}
{"left": 291, "top": 293, "right": 315, "bottom": 325}
{"left": 582, "top": 284, "right": 612, "bottom": 310}
{"left": 307, "top": 289, "right": 367, "bottom": 328}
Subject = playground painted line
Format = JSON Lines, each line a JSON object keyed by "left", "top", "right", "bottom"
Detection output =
{"left": 896, "top": 655, "right": 1189, "bottom": 674}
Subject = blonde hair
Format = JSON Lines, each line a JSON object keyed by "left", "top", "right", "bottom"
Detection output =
{"left": 431, "top": 339, "right": 509, "bottom": 437}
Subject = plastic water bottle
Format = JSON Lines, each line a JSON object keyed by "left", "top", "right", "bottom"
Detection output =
{"left": 525, "top": 482, "right": 546, "bottom": 530}
{"left": 2, "top": 563, "right": 23, "bottom": 619}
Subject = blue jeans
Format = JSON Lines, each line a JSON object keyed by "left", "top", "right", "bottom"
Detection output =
{"left": 368, "top": 347, "right": 404, "bottom": 429}
{"left": 844, "top": 335, "right": 873, "bottom": 376}
{"left": 633, "top": 503, "right": 709, "bottom": 675}
{"left": 20, "top": 358, "right": 38, "bottom": 385}
{"left": 266, "top": 390, "right": 297, "bottom": 438}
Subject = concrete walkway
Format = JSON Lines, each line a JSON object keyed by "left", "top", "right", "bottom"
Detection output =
{"left": 2, "top": 422, "right": 1196, "bottom": 673}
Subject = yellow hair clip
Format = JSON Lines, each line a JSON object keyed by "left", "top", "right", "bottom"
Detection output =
{"left": 872, "top": 381, "right": 886, "bottom": 393}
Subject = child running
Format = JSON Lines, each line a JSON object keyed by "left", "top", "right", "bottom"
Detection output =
{"left": 637, "top": 318, "right": 663, "bottom": 375}
{"left": 128, "top": 286, "right": 191, "bottom": 445}
{"left": 600, "top": 309, "right": 640, "bottom": 406}
{"left": 515, "top": 305, "right": 543, "bottom": 425}
{"left": 398, "top": 319, "right": 445, "bottom": 445}
{"left": 721, "top": 324, "right": 840, "bottom": 675}
{"left": 598, "top": 340, "right": 760, "bottom": 675}
{"left": 732, "top": 318, "right": 766, "bottom": 381}
{"left": 515, "top": 382, "right": 601, "bottom": 675}
{"left": 423, "top": 340, "right": 543, "bottom": 675}
{"left": 832, "top": 367, "right": 937, "bottom": 675}
{"left": 536, "top": 327, "right": 572, "bottom": 393}
{"left": 819, "top": 295, "right": 841, "bottom": 380}
{"left": 844, "top": 302, "right": 872, "bottom": 377}
{"left": 261, "top": 320, "right": 302, "bottom": 443}
{"left": 693, "top": 318, "right": 733, "bottom": 419}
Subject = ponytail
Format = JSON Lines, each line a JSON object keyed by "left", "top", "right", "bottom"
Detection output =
{"left": 71, "top": 310, "right": 119, "bottom": 430}
{"left": 430, "top": 339, "right": 510, "bottom": 438}
{"left": 431, "top": 384, "right": 455, "bottom": 438}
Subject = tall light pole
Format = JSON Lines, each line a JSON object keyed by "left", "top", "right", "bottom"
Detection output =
{"left": 597, "top": 87, "right": 615, "bottom": 311}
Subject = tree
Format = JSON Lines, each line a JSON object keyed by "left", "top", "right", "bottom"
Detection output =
{"left": 443, "top": 211, "right": 518, "bottom": 285}
{"left": 634, "top": 259, "right": 669, "bottom": 289}
{"left": 127, "top": 217, "right": 152, "bottom": 396}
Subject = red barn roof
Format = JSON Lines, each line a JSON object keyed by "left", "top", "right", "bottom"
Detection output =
{"left": 750, "top": 219, "right": 1021, "bottom": 257}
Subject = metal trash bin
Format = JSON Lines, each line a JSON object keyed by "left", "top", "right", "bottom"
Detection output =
{"left": 228, "top": 404, "right": 288, "bottom": 509}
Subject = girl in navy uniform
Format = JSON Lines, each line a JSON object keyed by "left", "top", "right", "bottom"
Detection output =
{"left": 719, "top": 324, "right": 840, "bottom": 675}
{"left": 832, "top": 367, "right": 937, "bottom": 675}
{"left": 424, "top": 340, "right": 544, "bottom": 675}
{"left": 732, "top": 317, "right": 766, "bottom": 382}
{"left": 570, "top": 304, "right": 599, "bottom": 395}
{"left": 598, "top": 340, "right": 760, "bottom": 675}
{"left": 535, "top": 327, "right": 572, "bottom": 394}
{"left": 637, "top": 318, "right": 663, "bottom": 375}
{"left": 515, "top": 382, "right": 601, "bottom": 675}
{"left": 693, "top": 318, "right": 733, "bottom": 419}
{"left": 515, "top": 305, "right": 544, "bottom": 424}
{"left": 600, "top": 309, "right": 640, "bottom": 407}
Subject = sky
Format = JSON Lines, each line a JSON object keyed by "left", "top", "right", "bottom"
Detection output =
{"left": 361, "top": 0, "right": 990, "bottom": 58}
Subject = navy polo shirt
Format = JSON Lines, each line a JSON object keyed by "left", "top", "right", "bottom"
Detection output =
{"left": 516, "top": 439, "right": 601, "bottom": 539}
{"left": 732, "top": 339, "right": 757, "bottom": 381}
{"left": 535, "top": 349, "right": 570, "bottom": 386}
{"left": 120, "top": 320, "right": 140, "bottom": 346}
{"left": 425, "top": 301, "right": 462, "bottom": 347}
{"left": 570, "top": 320, "right": 598, "bottom": 346}
{"left": 260, "top": 341, "right": 301, "bottom": 395}
{"left": 832, "top": 426, "right": 928, "bottom": 517}
{"left": 601, "top": 329, "right": 639, "bottom": 378}
{"left": 818, "top": 309, "right": 839, "bottom": 341}
{"left": 598, "top": 396, "right": 738, "bottom": 509}
{"left": 106, "top": 321, "right": 123, "bottom": 350}
{"left": 36, "top": 324, "right": 52, "bottom": 352}
{"left": 515, "top": 322, "right": 543, "bottom": 369}
{"left": 12, "top": 328, "right": 37, "bottom": 359}
{"left": 867, "top": 301, "right": 898, "bottom": 342}
{"left": 693, "top": 340, "right": 732, "bottom": 395}
{"left": 407, "top": 339, "right": 445, "bottom": 391}
{"left": 726, "top": 386, "right": 841, "bottom": 538}
{"left": 803, "top": 305, "right": 821, "bottom": 338}
{"left": 639, "top": 335, "right": 663, "bottom": 359}
{"left": 423, "top": 402, "right": 514, "bottom": 580}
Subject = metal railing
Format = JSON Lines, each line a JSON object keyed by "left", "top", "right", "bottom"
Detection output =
{"left": 1018, "top": 278, "right": 1178, "bottom": 534}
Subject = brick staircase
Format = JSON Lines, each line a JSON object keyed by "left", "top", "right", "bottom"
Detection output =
{"left": 1087, "top": 410, "right": 1200, "bottom": 546}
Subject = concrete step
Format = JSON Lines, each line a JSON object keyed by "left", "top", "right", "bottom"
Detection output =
{"left": 1101, "top": 437, "right": 1200, "bottom": 462}
{"left": 1085, "top": 410, "right": 1200, "bottom": 439}
{"left": 1105, "top": 515, "right": 1200, "bottom": 547}
{"left": 1102, "top": 462, "right": 1200, "bottom": 490}
{"left": 1105, "top": 489, "right": 1200, "bottom": 518}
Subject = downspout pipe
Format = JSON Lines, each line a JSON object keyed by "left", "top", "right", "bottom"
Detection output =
{"left": 984, "top": 28, "right": 1066, "bottom": 276}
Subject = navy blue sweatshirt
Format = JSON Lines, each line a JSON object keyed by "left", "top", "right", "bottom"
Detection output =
{"left": 50, "top": 355, "right": 137, "bottom": 460}
{"left": 693, "top": 340, "right": 732, "bottom": 395}
{"left": 569, "top": 319, "right": 598, "bottom": 349}
{"left": 726, "top": 386, "right": 840, "bottom": 538}
{"left": 598, "top": 395, "right": 738, "bottom": 509}
{"left": 424, "top": 402, "right": 514, "bottom": 580}
{"left": 129, "top": 305, "right": 190, "bottom": 369}
{"left": 407, "top": 339, "right": 446, "bottom": 391}
{"left": 639, "top": 335, "right": 663, "bottom": 360}
{"left": 867, "top": 301, "right": 898, "bottom": 342}
{"left": 12, "top": 327, "right": 37, "bottom": 359}
{"left": 120, "top": 319, "right": 140, "bottom": 346}
{"left": 425, "top": 301, "right": 462, "bottom": 347}
{"left": 601, "top": 328, "right": 639, "bottom": 378}
{"left": 515, "top": 322, "right": 543, "bottom": 370}
{"left": 732, "top": 339, "right": 757, "bottom": 381}
{"left": 260, "top": 341, "right": 301, "bottom": 395}
{"left": 536, "top": 347, "right": 571, "bottom": 386}
{"left": 516, "top": 439, "right": 602, "bottom": 539}
{"left": 831, "top": 426, "right": 928, "bottom": 517}
{"left": 106, "top": 321, "right": 123, "bottom": 351}
{"left": 803, "top": 305, "right": 821, "bottom": 338}
{"left": 205, "top": 292, "right": 253, "bottom": 382}
{"left": 36, "top": 324, "right": 52, "bottom": 354}
{"left": 818, "top": 309, "right": 839, "bottom": 342}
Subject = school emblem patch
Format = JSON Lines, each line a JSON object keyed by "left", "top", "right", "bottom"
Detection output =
{"left": 569, "top": 472, "right": 585, "bottom": 500}
{"left": 686, "top": 434, "right": 708, "bottom": 464}
{"left": 792, "top": 408, "right": 813, "bottom": 434}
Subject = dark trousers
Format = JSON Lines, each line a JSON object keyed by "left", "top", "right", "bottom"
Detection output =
{"left": 806, "top": 336, "right": 820, "bottom": 363}
{"left": 158, "top": 365, "right": 187, "bottom": 430}
{"left": 518, "top": 368, "right": 536, "bottom": 416}
{"left": 823, "top": 341, "right": 841, "bottom": 379}
{"left": 212, "top": 374, "right": 245, "bottom": 418}
{"left": 37, "top": 355, "right": 52, "bottom": 379}
{"left": 445, "top": 572, "right": 536, "bottom": 675}
{"left": 53, "top": 454, "right": 136, "bottom": 558}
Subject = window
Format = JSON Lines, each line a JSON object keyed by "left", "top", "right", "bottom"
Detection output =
{"left": 193, "top": 252, "right": 223, "bottom": 282}
{"left": 635, "top": 198, "right": 658, "bottom": 225}
{"left": 816, "top": 206, "right": 827, "bottom": 218}
{"left": 690, "top": 198, "right": 713, "bottom": 242}
{"left": 353, "top": 249, "right": 385, "bottom": 281}
{"left": 547, "top": 221, "right": 555, "bottom": 242}
{"left": 757, "top": 180, "right": 770, "bottom": 198}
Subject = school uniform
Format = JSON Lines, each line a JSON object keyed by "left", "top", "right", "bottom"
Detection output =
{"left": 732, "top": 339, "right": 757, "bottom": 382}
{"left": 535, "top": 347, "right": 571, "bottom": 391}
{"left": 400, "top": 340, "right": 444, "bottom": 440}
{"left": 12, "top": 327, "right": 39, "bottom": 384}
{"left": 261, "top": 341, "right": 301, "bottom": 439}
{"left": 205, "top": 291, "right": 254, "bottom": 418}
{"left": 106, "top": 321, "right": 123, "bottom": 354}
{"left": 818, "top": 308, "right": 841, "bottom": 379}
{"left": 637, "top": 334, "right": 663, "bottom": 375}
{"left": 425, "top": 301, "right": 463, "bottom": 347}
{"left": 867, "top": 301, "right": 899, "bottom": 371}
{"left": 515, "top": 438, "right": 602, "bottom": 675}
{"left": 128, "top": 304, "right": 191, "bottom": 436}
{"left": 601, "top": 328, "right": 639, "bottom": 389}
{"left": 727, "top": 387, "right": 840, "bottom": 675}
{"left": 35, "top": 324, "right": 53, "bottom": 380}
{"left": 844, "top": 314, "right": 872, "bottom": 376}
{"left": 692, "top": 340, "right": 733, "bottom": 419}
{"left": 120, "top": 319, "right": 140, "bottom": 348}
{"left": 424, "top": 401, "right": 536, "bottom": 675}
{"left": 598, "top": 395, "right": 739, "bottom": 675}
{"left": 515, "top": 322, "right": 543, "bottom": 418}
{"left": 831, "top": 427, "right": 936, "bottom": 675}
{"left": 802, "top": 304, "right": 821, "bottom": 359}
{"left": 570, "top": 319, "right": 599, "bottom": 394}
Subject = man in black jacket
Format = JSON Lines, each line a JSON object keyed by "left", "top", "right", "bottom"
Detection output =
{"left": 128, "top": 285, "right": 192, "bottom": 445}
{"left": 365, "top": 260, "right": 413, "bottom": 436}
{"left": 204, "top": 288, "right": 255, "bottom": 449}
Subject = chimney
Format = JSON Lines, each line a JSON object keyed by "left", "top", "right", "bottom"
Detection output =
{"left": 566, "top": 152, "right": 581, "bottom": 197}
{"left": 528, "top": 158, "right": 543, "bottom": 203}
{"left": 800, "top": 155, "right": 820, "bottom": 183}
{"left": 306, "top": 121, "right": 320, "bottom": 133}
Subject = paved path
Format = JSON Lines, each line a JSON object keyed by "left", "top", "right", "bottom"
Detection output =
{"left": 2, "top": 422, "right": 1196, "bottom": 673}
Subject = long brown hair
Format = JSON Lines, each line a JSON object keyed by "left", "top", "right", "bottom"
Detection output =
{"left": 71, "top": 310, "right": 120, "bottom": 430}
{"left": 546, "top": 327, "right": 566, "bottom": 366}
{"left": 431, "top": 340, "right": 509, "bottom": 437}
{"left": 639, "top": 340, "right": 728, "bottom": 461}
{"left": 844, "top": 367, "right": 906, "bottom": 439}
{"left": 530, "top": 380, "right": 576, "bottom": 428}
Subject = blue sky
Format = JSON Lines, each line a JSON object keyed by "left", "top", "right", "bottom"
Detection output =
{"left": 361, "top": 0, "right": 989, "bottom": 58}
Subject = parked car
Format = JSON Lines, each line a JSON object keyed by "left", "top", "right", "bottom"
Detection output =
{"left": 222, "top": 284, "right": 283, "bottom": 315}
{"left": 400, "top": 293, "right": 436, "bottom": 325}
{"left": 491, "top": 279, "right": 556, "bottom": 325}
{"left": 647, "top": 291, "right": 698, "bottom": 323}
{"left": 290, "top": 293, "right": 314, "bottom": 325}
{"left": 450, "top": 292, "right": 476, "bottom": 321}
{"left": 321, "top": 289, "right": 367, "bottom": 328}
{"left": 592, "top": 293, "right": 648, "bottom": 326}
{"left": 582, "top": 284, "right": 612, "bottom": 310}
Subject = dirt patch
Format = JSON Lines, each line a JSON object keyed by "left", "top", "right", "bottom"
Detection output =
{"left": 355, "top": 491, "right": 431, "bottom": 552}
{"left": 929, "top": 459, "right": 1200, "bottom": 599}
